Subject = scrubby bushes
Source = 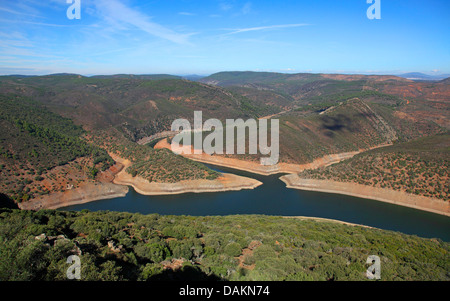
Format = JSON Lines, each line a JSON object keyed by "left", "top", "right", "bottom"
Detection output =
{"left": 299, "top": 133, "right": 449, "bottom": 200}
{"left": 0, "top": 208, "right": 448, "bottom": 281}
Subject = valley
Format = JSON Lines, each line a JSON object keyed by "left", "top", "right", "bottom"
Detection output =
{"left": 1, "top": 72, "right": 448, "bottom": 217}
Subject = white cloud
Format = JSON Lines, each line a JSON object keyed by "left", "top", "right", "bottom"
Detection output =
{"left": 94, "top": 0, "right": 192, "bottom": 44}
{"left": 242, "top": 2, "right": 252, "bottom": 15}
{"left": 225, "top": 23, "right": 309, "bottom": 35}
{"left": 178, "top": 12, "right": 196, "bottom": 16}
{"left": 219, "top": 2, "right": 233, "bottom": 11}
{"left": 0, "top": 6, "right": 42, "bottom": 18}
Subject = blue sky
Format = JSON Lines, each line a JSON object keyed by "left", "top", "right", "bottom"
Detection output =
{"left": 0, "top": 0, "right": 449, "bottom": 76}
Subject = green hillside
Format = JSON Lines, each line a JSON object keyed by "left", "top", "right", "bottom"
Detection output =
{"left": 298, "top": 133, "right": 450, "bottom": 200}
{"left": 0, "top": 208, "right": 448, "bottom": 281}
{"left": 92, "top": 129, "right": 220, "bottom": 183}
{"left": 0, "top": 96, "right": 114, "bottom": 202}
{"left": 0, "top": 75, "right": 271, "bottom": 141}
{"left": 0, "top": 72, "right": 447, "bottom": 204}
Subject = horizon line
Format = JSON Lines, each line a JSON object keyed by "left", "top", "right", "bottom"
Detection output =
{"left": 1, "top": 70, "right": 449, "bottom": 78}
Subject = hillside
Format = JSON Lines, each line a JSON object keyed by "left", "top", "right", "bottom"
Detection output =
{"left": 297, "top": 133, "right": 449, "bottom": 200}
{"left": 90, "top": 128, "right": 220, "bottom": 183}
{"left": 1, "top": 72, "right": 448, "bottom": 207}
{"left": 90, "top": 74, "right": 182, "bottom": 80}
{"left": 200, "top": 71, "right": 449, "bottom": 108}
{"left": 0, "top": 75, "right": 272, "bottom": 141}
{"left": 200, "top": 71, "right": 409, "bottom": 102}
{"left": 212, "top": 92, "right": 443, "bottom": 165}
{"left": 399, "top": 72, "right": 450, "bottom": 81}
{"left": 196, "top": 71, "right": 448, "bottom": 164}
{"left": 0, "top": 95, "right": 115, "bottom": 203}
{"left": 0, "top": 208, "right": 448, "bottom": 281}
{"left": 0, "top": 93, "right": 220, "bottom": 206}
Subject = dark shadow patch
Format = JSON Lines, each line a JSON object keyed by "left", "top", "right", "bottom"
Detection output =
{"left": 147, "top": 265, "right": 222, "bottom": 281}
{"left": 320, "top": 114, "right": 352, "bottom": 132}
{"left": 0, "top": 193, "right": 19, "bottom": 209}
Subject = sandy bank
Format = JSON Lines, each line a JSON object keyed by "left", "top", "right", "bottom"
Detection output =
{"left": 109, "top": 153, "right": 262, "bottom": 195}
{"left": 19, "top": 182, "right": 129, "bottom": 210}
{"left": 283, "top": 216, "right": 375, "bottom": 229}
{"left": 154, "top": 138, "right": 390, "bottom": 175}
{"left": 280, "top": 174, "right": 450, "bottom": 217}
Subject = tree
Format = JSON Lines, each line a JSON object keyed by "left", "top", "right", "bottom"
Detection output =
{"left": 134, "top": 242, "right": 170, "bottom": 263}
{"left": 224, "top": 242, "right": 242, "bottom": 257}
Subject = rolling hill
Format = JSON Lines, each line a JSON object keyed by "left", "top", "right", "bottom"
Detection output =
{"left": 298, "top": 133, "right": 449, "bottom": 200}
{"left": 0, "top": 71, "right": 448, "bottom": 205}
{"left": 0, "top": 74, "right": 275, "bottom": 141}
{"left": 398, "top": 72, "right": 450, "bottom": 81}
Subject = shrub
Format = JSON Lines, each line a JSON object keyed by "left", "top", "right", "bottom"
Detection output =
{"left": 134, "top": 242, "right": 170, "bottom": 263}
{"left": 224, "top": 242, "right": 242, "bottom": 257}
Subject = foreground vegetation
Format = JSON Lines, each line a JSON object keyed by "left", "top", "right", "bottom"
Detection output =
{"left": 0, "top": 208, "right": 448, "bottom": 281}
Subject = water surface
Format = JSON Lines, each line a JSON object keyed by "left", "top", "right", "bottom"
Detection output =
{"left": 62, "top": 164, "right": 450, "bottom": 241}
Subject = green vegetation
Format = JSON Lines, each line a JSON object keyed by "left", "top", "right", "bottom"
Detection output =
{"left": 124, "top": 147, "right": 220, "bottom": 182}
{"left": 276, "top": 98, "right": 395, "bottom": 164}
{"left": 0, "top": 72, "right": 447, "bottom": 204}
{"left": 299, "top": 133, "right": 450, "bottom": 200}
{"left": 93, "top": 130, "right": 220, "bottom": 183}
{"left": 295, "top": 90, "right": 404, "bottom": 112}
{"left": 0, "top": 96, "right": 113, "bottom": 170}
{"left": 0, "top": 208, "right": 448, "bottom": 281}
{"left": 0, "top": 96, "right": 114, "bottom": 202}
{"left": 0, "top": 75, "right": 268, "bottom": 142}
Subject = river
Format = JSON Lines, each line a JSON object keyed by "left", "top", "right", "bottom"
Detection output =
{"left": 61, "top": 163, "right": 450, "bottom": 241}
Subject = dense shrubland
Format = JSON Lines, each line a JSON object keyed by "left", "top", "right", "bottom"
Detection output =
{"left": 0, "top": 208, "right": 448, "bottom": 281}
{"left": 0, "top": 96, "right": 114, "bottom": 202}
{"left": 91, "top": 130, "right": 220, "bottom": 183}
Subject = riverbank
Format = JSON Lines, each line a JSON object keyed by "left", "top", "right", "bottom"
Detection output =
{"left": 154, "top": 138, "right": 386, "bottom": 175}
{"left": 280, "top": 174, "right": 450, "bottom": 217}
{"left": 110, "top": 153, "right": 263, "bottom": 195}
{"left": 18, "top": 151, "right": 262, "bottom": 210}
{"left": 18, "top": 182, "right": 129, "bottom": 210}
{"left": 283, "top": 216, "right": 375, "bottom": 229}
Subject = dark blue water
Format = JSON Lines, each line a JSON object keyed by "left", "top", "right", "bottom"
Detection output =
{"left": 62, "top": 164, "right": 450, "bottom": 241}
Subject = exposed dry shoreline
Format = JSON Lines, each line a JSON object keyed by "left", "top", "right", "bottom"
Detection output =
{"left": 152, "top": 139, "right": 450, "bottom": 217}
{"left": 110, "top": 153, "right": 262, "bottom": 196}
{"left": 20, "top": 138, "right": 447, "bottom": 219}
{"left": 114, "top": 172, "right": 262, "bottom": 195}
{"left": 280, "top": 174, "right": 450, "bottom": 217}
{"left": 154, "top": 138, "right": 388, "bottom": 175}
{"left": 18, "top": 182, "right": 129, "bottom": 210}
{"left": 283, "top": 216, "right": 375, "bottom": 229}
{"left": 20, "top": 152, "right": 262, "bottom": 210}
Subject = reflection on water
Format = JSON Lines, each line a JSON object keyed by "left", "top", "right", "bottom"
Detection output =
{"left": 61, "top": 163, "right": 450, "bottom": 241}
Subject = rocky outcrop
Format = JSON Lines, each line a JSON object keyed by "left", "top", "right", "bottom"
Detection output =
{"left": 35, "top": 233, "right": 82, "bottom": 255}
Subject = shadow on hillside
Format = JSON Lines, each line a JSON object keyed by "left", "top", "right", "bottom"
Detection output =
{"left": 320, "top": 114, "right": 353, "bottom": 132}
{"left": 0, "top": 193, "right": 19, "bottom": 209}
{"left": 147, "top": 266, "right": 222, "bottom": 281}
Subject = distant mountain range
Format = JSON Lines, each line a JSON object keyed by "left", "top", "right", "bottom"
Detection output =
{"left": 180, "top": 74, "right": 206, "bottom": 81}
{"left": 4, "top": 71, "right": 449, "bottom": 82}
{"left": 398, "top": 72, "right": 450, "bottom": 81}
